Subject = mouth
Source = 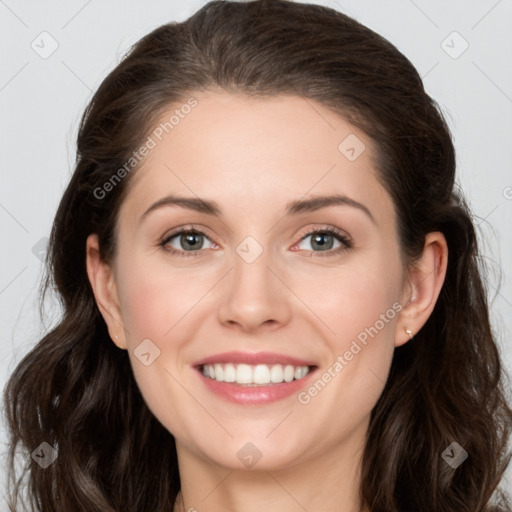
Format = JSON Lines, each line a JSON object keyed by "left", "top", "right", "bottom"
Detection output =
{"left": 193, "top": 351, "right": 318, "bottom": 404}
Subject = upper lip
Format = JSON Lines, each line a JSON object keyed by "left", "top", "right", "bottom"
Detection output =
{"left": 193, "top": 351, "right": 317, "bottom": 367}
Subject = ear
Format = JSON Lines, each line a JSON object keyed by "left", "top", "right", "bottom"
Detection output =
{"left": 394, "top": 232, "right": 448, "bottom": 347}
{"left": 86, "top": 234, "right": 127, "bottom": 349}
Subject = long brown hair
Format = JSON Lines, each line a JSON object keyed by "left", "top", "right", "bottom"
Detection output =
{"left": 4, "top": 1, "right": 511, "bottom": 510}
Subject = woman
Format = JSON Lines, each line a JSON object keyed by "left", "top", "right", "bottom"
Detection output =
{"left": 4, "top": 0, "right": 511, "bottom": 510}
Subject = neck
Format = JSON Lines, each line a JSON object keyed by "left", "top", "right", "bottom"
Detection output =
{"left": 173, "top": 422, "right": 369, "bottom": 512}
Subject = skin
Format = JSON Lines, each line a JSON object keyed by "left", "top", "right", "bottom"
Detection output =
{"left": 86, "top": 90, "right": 448, "bottom": 512}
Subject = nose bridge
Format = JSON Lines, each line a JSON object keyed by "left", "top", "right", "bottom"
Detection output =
{"left": 233, "top": 235, "right": 272, "bottom": 290}
{"left": 216, "top": 234, "right": 292, "bottom": 331}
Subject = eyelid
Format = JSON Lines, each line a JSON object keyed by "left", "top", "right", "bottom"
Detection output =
{"left": 296, "top": 224, "right": 352, "bottom": 245}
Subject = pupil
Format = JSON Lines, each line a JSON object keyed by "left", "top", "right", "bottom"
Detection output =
{"left": 183, "top": 233, "right": 201, "bottom": 250}
{"left": 313, "top": 233, "right": 333, "bottom": 250}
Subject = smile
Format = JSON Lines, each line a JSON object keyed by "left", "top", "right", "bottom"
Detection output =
{"left": 194, "top": 351, "right": 318, "bottom": 405}
{"left": 201, "top": 363, "right": 312, "bottom": 385}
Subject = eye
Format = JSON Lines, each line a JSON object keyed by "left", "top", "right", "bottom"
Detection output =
{"left": 159, "top": 225, "right": 352, "bottom": 258}
{"left": 160, "top": 227, "right": 217, "bottom": 257}
{"left": 294, "top": 227, "right": 352, "bottom": 257}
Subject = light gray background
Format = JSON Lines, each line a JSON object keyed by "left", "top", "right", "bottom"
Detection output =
{"left": 1, "top": 0, "right": 511, "bottom": 504}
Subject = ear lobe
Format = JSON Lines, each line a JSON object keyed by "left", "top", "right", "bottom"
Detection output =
{"left": 85, "top": 234, "right": 127, "bottom": 349}
{"left": 395, "top": 232, "right": 448, "bottom": 347}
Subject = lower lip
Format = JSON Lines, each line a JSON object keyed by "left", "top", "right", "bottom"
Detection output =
{"left": 196, "top": 367, "right": 317, "bottom": 405}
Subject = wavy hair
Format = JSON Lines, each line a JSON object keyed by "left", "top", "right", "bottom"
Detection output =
{"left": 4, "top": 0, "right": 511, "bottom": 510}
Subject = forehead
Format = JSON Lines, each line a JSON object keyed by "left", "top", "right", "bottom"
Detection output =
{"left": 120, "top": 91, "right": 395, "bottom": 226}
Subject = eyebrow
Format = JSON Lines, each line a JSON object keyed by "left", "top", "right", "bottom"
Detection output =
{"left": 140, "top": 193, "right": 375, "bottom": 224}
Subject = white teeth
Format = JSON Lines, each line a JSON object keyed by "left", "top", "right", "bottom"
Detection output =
{"left": 270, "top": 364, "right": 283, "bottom": 383}
{"left": 214, "top": 364, "right": 224, "bottom": 382}
{"left": 224, "top": 363, "right": 236, "bottom": 382}
{"left": 253, "top": 364, "right": 271, "bottom": 384}
{"left": 236, "top": 364, "right": 253, "bottom": 384}
{"left": 294, "top": 366, "right": 306, "bottom": 379}
{"left": 201, "top": 363, "right": 311, "bottom": 385}
{"left": 284, "top": 365, "right": 295, "bottom": 382}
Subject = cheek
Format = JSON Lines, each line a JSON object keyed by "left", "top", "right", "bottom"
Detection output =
{"left": 114, "top": 258, "right": 207, "bottom": 436}
{"left": 294, "top": 252, "right": 402, "bottom": 412}
{"left": 116, "top": 255, "right": 206, "bottom": 343}
{"left": 302, "top": 253, "right": 402, "bottom": 346}
{"left": 337, "top": 273, "right": 399, "bottom": 341}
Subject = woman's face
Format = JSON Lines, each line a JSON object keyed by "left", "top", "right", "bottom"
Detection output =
{"left": 94, "top": 91, "right": 415, "bottom": 470}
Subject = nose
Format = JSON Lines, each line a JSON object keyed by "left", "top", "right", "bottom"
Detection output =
{"left": 217, "top": 244, "right": 293, "bottom": 333}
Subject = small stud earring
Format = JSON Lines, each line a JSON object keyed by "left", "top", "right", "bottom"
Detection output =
{"left": 114, "top": 334, "right": 127, "bottom": 350}
{"left": 405, "top": 328, "right": 413, "bottom": 339}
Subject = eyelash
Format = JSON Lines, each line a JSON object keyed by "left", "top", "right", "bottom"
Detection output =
{"left": 159, "top": 225, "right": 352, "bottom": 258}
